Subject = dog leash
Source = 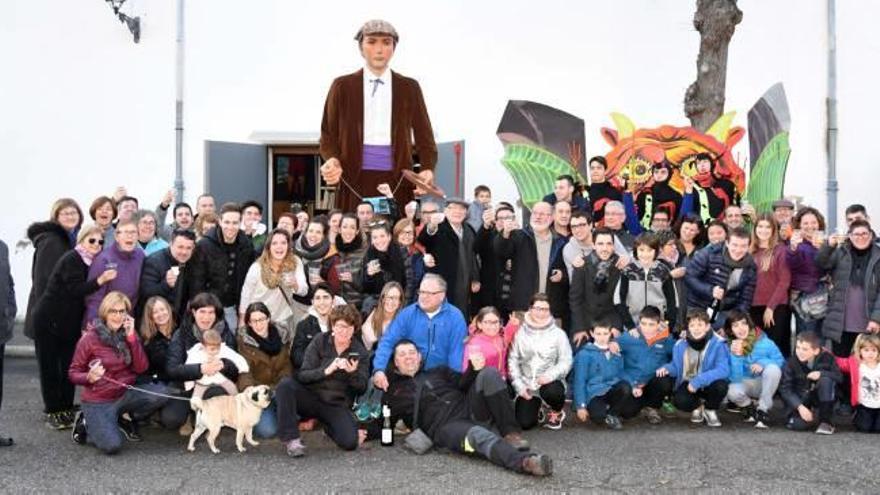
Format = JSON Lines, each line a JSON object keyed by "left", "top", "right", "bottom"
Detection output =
{"left": 99, "top": 376, "right": 192, "bottom": 402}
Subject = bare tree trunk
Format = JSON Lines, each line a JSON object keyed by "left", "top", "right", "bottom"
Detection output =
{"left": 684, "top": 0, "right": 743, "bottom": 132}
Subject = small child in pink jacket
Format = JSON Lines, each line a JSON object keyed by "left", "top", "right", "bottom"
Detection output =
{"left": 462, "top": 308, "right": 520, "bottom": 379}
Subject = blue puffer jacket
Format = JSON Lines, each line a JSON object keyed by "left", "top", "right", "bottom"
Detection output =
{"left": 728, "top": 333, "right": 785, "bottom": 383}
{"left": 617, "top": 330, "right": 674, "bottom": 386}
{"left": 371, "top": 301, "right": 468, "bottom": 374}
{"left": 661, "top": 334, "right": 730, "bottom": 389}
{"left": 685, "top": 242, "right": 757, "bottom": 313}
{"left": 573, "top": 343, "right": 625, "bottom": 409}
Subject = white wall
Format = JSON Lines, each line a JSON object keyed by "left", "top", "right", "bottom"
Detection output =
{"left": 2, "top": 0, "right": 879, "bottom": 315}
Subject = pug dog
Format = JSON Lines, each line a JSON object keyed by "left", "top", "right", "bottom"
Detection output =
{"left": 187, "top": 385, "right": 272, "bottom": 454}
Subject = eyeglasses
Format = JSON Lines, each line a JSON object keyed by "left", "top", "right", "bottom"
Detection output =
{"left": 418, "top": 289, "right": 444, "bottom": 296}
{"left": 367, "top": 220, "right": 387, "bottom": 229}
{"left": 249, "top": 317, "right": 269, "bottom": 324}
{"left": 86, "top": 238, "right": 105, "bottom": 245}
{"left": 851, "top": 232, "right": 871, "bottom": 238}
{"left": 107, "top": 308, "right": 128, "bottom": 315}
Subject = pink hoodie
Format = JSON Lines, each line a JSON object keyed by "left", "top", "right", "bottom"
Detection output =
{"left": 462, "top": 322, "right": 519, "bottom": 379}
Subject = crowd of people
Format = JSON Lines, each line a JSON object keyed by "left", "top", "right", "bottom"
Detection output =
{"left": 1, "top": 154, "right": 880, "bottom": 477}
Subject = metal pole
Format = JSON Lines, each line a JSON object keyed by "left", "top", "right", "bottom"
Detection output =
{"left": 826, "top": 0, "right": 838, "bottom": 231}
{"left": 174, "top": 0, "right": 186, "bottom": 202}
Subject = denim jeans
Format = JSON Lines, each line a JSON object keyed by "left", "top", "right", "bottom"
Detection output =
{"left": 252, "top": 398, "right": 277, "bottom": 439}
{"left": 81, "top": 383, "right": 169, "bottom": 454}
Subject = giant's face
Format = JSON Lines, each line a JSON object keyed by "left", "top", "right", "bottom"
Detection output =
{"left": 360, "top": 35, "right": 395, "bottom": 73}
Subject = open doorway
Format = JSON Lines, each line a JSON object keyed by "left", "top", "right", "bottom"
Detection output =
{"left": 269, "top": 145, "right": 335, "bottom": 226}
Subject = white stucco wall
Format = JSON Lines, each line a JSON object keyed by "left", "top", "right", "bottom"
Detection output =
{"left": 2, "top": 0, "right": 878, "bottom": 314}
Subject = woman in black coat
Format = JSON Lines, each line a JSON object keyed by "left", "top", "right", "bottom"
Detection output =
{"left": 360, "top": 222, "right": 406, "bottom": 313}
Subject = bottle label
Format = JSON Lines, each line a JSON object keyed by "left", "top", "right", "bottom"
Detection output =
{"left": 381, "top": 429, "right": 393, "bottom": 444}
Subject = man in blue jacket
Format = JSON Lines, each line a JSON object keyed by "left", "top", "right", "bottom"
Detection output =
{"left": 372, "top": 274, "right": 467, "bottom": 391}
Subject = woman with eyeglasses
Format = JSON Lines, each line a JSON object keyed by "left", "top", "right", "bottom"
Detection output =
{"left": 133, "top": 209, "right": 169, "bottom": 256}
{"left": 361, "top": 221, "right": 406, "bottom": 312}
{"left": 393, "top": 218, "right": 426, "bottom": 304}
{"left": 32, "top": 224, "right": 118, "bottom": 430}
{"left": 361, "top": 282, "right": 404, "bottom": 350}
{"left": 236, "top": 302, "right": 293, "bottom": 439}
{"left": 817, "top": 219, "right": 880, "bottom": 357}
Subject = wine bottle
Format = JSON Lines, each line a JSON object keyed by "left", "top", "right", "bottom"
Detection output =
{"left": 381, "top": 405, "right": 393, "bottom": 446}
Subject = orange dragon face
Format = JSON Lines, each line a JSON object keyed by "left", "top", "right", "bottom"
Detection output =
{"left": 599, "top": 112, "right": 746, "bottom": 194}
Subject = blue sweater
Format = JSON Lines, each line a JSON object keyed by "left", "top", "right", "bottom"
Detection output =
{"left": 617, "top": 331, "right": 674, "bottom": 386}
{"left": 573, "top": 343, "right": 625, "bottom": 409}
{"left": 728, "top": 334, "right": 785, "bottom": 383}
{"left": 661, "top": 335, "right": 730, "bottom": 390}
{"left": 371, "top": 301, "right": 468, "bottom": 374}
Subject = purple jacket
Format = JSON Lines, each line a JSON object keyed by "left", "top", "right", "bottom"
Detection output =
{"left": 84, "top": 242, "right": 145, "bottom": 322}
{"left": 785, "top": 242, "right": 823, "bottom": 293}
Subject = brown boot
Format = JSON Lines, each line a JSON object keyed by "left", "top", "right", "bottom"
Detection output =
{"left": 521, "top": 453, "right": 553, "bottom": 476}
{"left": 503, "top": 432, "right": 530, "bottom": 451}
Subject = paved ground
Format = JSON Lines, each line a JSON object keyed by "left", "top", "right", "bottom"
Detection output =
{"left": 0, "top": 356, "right": 876, "bottom": 493}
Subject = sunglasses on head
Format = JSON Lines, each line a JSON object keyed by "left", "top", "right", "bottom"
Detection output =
{"left": 87, "top": 238, "right": 105, "bottom": 245}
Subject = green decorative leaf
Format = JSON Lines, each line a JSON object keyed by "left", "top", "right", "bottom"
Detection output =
{"left": 500, "top": 143, "right": 586, "bottom": 209}
{"left": 745, "top": 132, "right": 790, "bottom": 214}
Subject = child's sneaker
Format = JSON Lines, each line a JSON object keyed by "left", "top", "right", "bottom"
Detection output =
{"left": 703, "top": 409, "right": 722, "bottom": 427}
{"left": 661, "top": 400, "right": 677, "bottom": 417}
{"left": 604, "top": 415, "right": 623, "bottom": 430}
{"left": 815, "top": 422, "right": 835, "bottom": 435}
{"left": 543, "top": 409, "right": 565, "bottom": 430}
{"left": 641, "top": 407, "right": 662, "bottom": 425}
{"left": 754, "top": 409, "right": 770, "bottom": 429}
{"left": 742, "top": 405, "right": 757, "bottom": 423}
{"left": 71, "top": 411, "right": 87, "bottom": 445}
{"left": 46, "top": 412, "right": 73, "bottom": 430}
{"left": 690, "top": 406, "right": 704, "bottom": 423}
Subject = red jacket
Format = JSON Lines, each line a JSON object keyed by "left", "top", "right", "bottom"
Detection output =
{"left": 68, "top": 326, "right": 149, "bottom": 403}
{"left": 836, "top": 355, "right": 864, "bottom": 407}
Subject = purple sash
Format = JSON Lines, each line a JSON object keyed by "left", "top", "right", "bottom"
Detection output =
{"left": 362, "top": 144, "right": 393, "bottom": 171}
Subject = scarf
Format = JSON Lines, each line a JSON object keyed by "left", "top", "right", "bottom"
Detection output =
{"left": 247, "top": 324, "right": 283, "bottom": 356}
{"left": 259, "top": 254, "right": 297, "bottom": 289}
{"left": 851, "top": 245, "right": 871, "bottom": 286}
{"left": 294, "top": 234, "right": 330, "bottom": 262}
{"left": 190, "top": 320, "right": 227, "bottom": 345}
{"left": 590, "top": 251, "right": 618, "bottom": 293}
{"left": 686, "top": 332, "right": 710, "bottom": 352}
{"left": 643, "top": 327, "right": 670, "bottom": 347}
{"left": 335, "top": 233, "right": 364, "bottom": 254}
{"left": 523, "top": 313, "right": 554, "bottom": 332}
{"left": 722, "top": 247, "right": 753, "bottom": 270}
{"left": 94, "top": 320, "right": 131, "bottom": 366}
{"left": 75, "top": 244, "right": 96, "bottom": 267}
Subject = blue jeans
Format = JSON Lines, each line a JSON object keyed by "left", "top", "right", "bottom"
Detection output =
{"left": 81, "top": 383, "right": 169, "bottom": 455}
{"left": 252, "top": 399, "right": 277, "bottom": 439}
{"left": 793, "top": 312, "right": 822, "bottom": 334}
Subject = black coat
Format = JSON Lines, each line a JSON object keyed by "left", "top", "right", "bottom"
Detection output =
{"left": 473, "top": 226, "right": 503, "bottom": 312}
{"left": 0, "top": 240, "right": 15, "bottom": 346}
{"left": 494, "top": 228, "right": 569, "bottom": 319}
{"left": 144, "top": 331, "right": 173, "bottom": 383}
{"left": 779, "top": 351, "right": 842, "bottom": 413}
{"left": 291, "top": 314, "right": 324, "bottom": 370}
{"left": 32, "top": 250, "right": 100, "bottom": 343}
{"left": 139, "top": 247, "right": 194, "bottom": 319}
{"left": 165, "top": 319, "right": 239, "bottom": 385}
{"left": 418, "top": 220, "right": 479, "bottom": 316}
{"left": 361, "top": 242, "right": 407, "bottom": 297}
{"left": 816, "top": 242, "right": 880, "bottom": 343}
{"left": 190, "top": 226, "right": 255, "bottom": 308}
{"left": 296, "top": 331, "right": 368, "bottom": 408}
{"left": 570, "top": 252, "right": 623, "bottom": 336}
{"left": 24, "top": 221, "right": 73, "bottom": 339}
{"left": 384, "top": 365, "right": 477, "bottom": 440}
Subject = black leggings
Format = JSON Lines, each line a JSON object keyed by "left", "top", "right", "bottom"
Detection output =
{"left": 587, "top": 381, "right": 639, "bottom": 422}
{"left": 751, "top": 305, "right": 793, "bottom": 358}
{"left": 275, "top": 377, "right": 359, "bottom": 450}
{"left": 854, "top": 405, "right": 880, "bottom": 433}
{"left": 673, "top": 379, "right": 729, "bottom": 411}
{"left": 34, "top": 333, "right": 77, "bottom": 414}
{"left": 514, "top": 380, "right": 566, "bottom": 430}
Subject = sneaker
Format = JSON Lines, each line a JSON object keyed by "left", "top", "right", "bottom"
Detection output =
{"left": 118, "top": 416, "right": 142, "bottom": 442}
{"left": 71, "top": 411, "right": 87, "bottom": 445}
{"left": 285, "top": 438, "right": 306, "bottom": 457}
{"left": 521, "top": 453, "right": 553, "bottom": 477}
{"left": 45, "top": 412, "right": 73, "bottom": 430}
{"left": 754, "top": 409, "right": 770, "bottom": 430}
{"left": 503, "top": 432, "right": 530, "bottom": 451}
{"left": 604, "top": 414, "right": 623, "bottom": 430}
{"left": 703, "top": 409, "right": 722, "bottom": 428}
{"left": 742, "top": 405, "right": 757, "bottom": 423}
{"left": 661, "top": 400, "right": 677, "bottom": 417}
{"left": 690, "top": 406, "right": 704, "bottom": 424}
{"left": 816, "top": 422, "right": 835, "bottom": 435}
{"left": 642, "top": 407, "right": 662, "bottom": 425}
{"left": 542, "top": 409, "right": 565, "bottom": 430}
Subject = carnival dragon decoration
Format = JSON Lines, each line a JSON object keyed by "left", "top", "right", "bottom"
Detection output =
{"left": 497, "top": 85, "right": 791, "bottom": 213}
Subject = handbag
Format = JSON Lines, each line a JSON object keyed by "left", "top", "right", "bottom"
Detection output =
{"left": 793, "top": 283, "right": 830, "bottom": 321}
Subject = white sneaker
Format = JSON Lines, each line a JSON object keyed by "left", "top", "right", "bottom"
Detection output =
{"left": 703, "top": 409, "right": 722, "bottom": 428}
{"left": 690, "top": 406, "right": 704, "bottom": 424}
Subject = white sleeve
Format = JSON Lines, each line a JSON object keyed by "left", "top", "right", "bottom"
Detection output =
{"left": 292, "top": 256, "right": 308, "bottom": 297}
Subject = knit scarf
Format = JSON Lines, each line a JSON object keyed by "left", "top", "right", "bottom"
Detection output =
{"left": 94, "top": 321, "right": 131, "bottom": 366}
{"left": 335, "top": 233, "right": 364, "bottom": 254}
{"left": 247, "top": 325, "right": 282, "bottom": 356}
{"left": 74, "top": 244, "right": 96, "bottom": 267}
{"left": 294, "top": 234, "right": 330, "bottom": 262}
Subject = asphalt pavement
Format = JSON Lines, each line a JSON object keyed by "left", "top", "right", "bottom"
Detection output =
{"left": 0, "top": 356, "right": 876, "bottom": 493}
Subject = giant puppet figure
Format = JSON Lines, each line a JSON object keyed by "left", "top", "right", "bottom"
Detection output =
{"left": 319, "top": 20, "right": 438, "bottom": 212}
